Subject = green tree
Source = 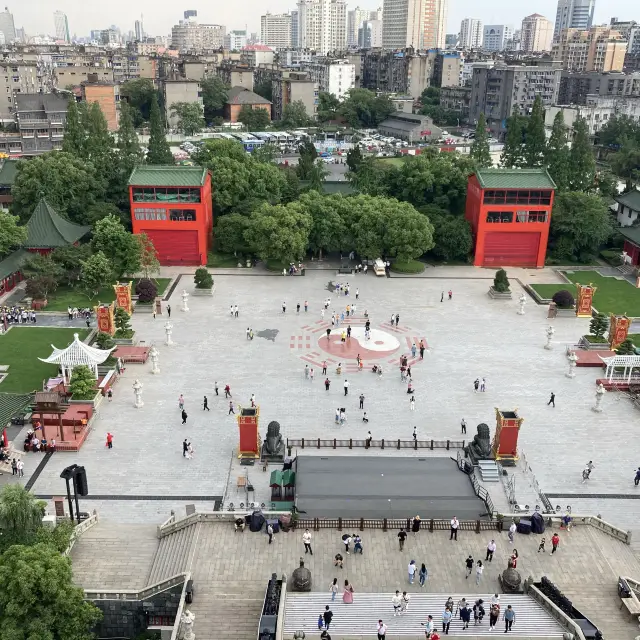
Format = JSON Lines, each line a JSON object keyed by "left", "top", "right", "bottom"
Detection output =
{"left": 114, "top": 306, "right": 132, "bottom": 335}
{"left": 214, "top": 213, "right": 252, "bottom": 255}
{"left": 251, "top": 145, "right": 278, "bottom": 164}
{"left": 80, "top": 251, "right": 113, "bottom": 298}
{"left": 21, "top": 254, "right": 63, "bottom": 284}
{"left": 0, "top": 485, "right": 46, "bottom": 551}
{"left": 62, "top": 97, "right": 85, "bottom": 156}
{"left": 201, "top": 76, "right": 229, "bottom": 122}
{"left": 317, "top": 92, "right": 340, "bottom": 122}
{"left": 523, "top": 96, "right": 546, "bottom": 167}
{"left": 609, "top": 137, "right": 640, "bottom": 188}
{"left": 589, "top": 312, "right": 608, "bottom": 339}
{"left": 568, "top": 117, "right": 595, "bottom": 192}
{"left": 244, "top": 202, "right": 312, "bottom": 263}
{"left": 11, "top": 152, "right": 105, "bottom": 224}
{"left": 192, "top": 138, "right": 247, "bottom": 164}
{"left": 385, "top": 205, "right": 435, "bottom": 261}
{"left": 68, "top": 364, "right": 97, "bottom": 400}
{"left": 237, "top": 105, "right": 271, "bottom": 131}
{"left": 0, "top": 211, "right": 27, "bottom": 257}
{"left": 137, "top": 233, "right": 160, "bottom": 279}
{"left": 425, "top": 209, "right": 473, "bottom": 261}
{"left": 598, "top": 114, "right": 640, "bottom": 148}
{"left": 339, "top": 89, "right": 395, "bottom": 128}
{"left": 85, "top": 101, "right": 113, "bottom": 160}
{"left": 346, "top": 146, "right": 363, "bottom": 173}
{"left": 147, "top": 94, "right": 173, "bottom": 165}
{"left": 347, "top": 157, "right": 393, "bottom": 197}
{"left": 296, "top": 140, "right": 318, "bottom": 181}
{"left": 545, "top": 111, "right": 570, "bottom": 191}
{"left": 493, "top": 268, "right": 510, "bottom": 292}
{"left": 194, "top": 267, "right": 213, "bottom": 288}
{"left": 0, "top": 543, "right": 103, "bottom": 639}
{"left": 50, "top": 244, "right": 92, "bottom": 286}
{"left": 469, "top": 113, "right": 491, "bottom": 168}
{"left": 170, "top": 102, "right": 205, "bottom": 136}
{"left": 550, "top": 192, "right": 613, "bottom": 261}
{"left": 421, "top": 87, "right": 441, "bottom": 105}
{"left": 297, "top": 191, "right": 349, "bottom": 258}
{"left": 616, "top": 338, "right": 636, "bottom": 355}
{"left": 116, "top": 101, "right": 142, "bottom": 159}
{"left": 500, "top": 106, "right": 525, "bottom": 168}
{"left": 306, "top": 162, "right": 329, "bottom": 192}
{"left": 120, "top": 78, "right": 156, "bottom": 125}
{"left": 91, "top": 215, "right": 141, "bottom": 278}
{"left": 280, "top": 100, "right": 312, "bottom": 128}
{"left": 253, "top": 78, "right": 273, "bottom": 102}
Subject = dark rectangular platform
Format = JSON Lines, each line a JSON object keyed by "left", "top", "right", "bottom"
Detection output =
{"left": 295, "top": 455, "right": 489, "bottom": 520}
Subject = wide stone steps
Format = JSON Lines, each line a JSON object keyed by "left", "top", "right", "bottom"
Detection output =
{"left": 478, "top": 461, "right": 499, "bottom": 482}
{"left": 284, "top": 593, "right": 566, "bottom": 637}
{"left": 146, "top": 523, "right": 199, "bottom": 586}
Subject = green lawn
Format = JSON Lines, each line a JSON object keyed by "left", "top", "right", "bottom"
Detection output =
{"left": 43, "top": 278, "right": 171, "bottom": 312}
{"left": 530, "top": 270, "right": 640, "bottom": 316}
{"left": 0, "top": 328, "right": 89, "bottom": 393}
{"left": 629, "top": 334, "right": 640, "bottom": 347}
{"left": 207, "top": 251, "right": 240, "bottom": 268}
{"left": 390, "top": 259, "right": 425, "bottom": 274}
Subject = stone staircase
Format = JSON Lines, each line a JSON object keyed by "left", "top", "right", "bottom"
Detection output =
{"left": 146, "top": 523, "right": 200, "bottom": 586}
{"left": 284, "top": 593, "right": 566, "bottom": 638}
{"left": 478, "top": 460, "right": 499, "bottom": 482}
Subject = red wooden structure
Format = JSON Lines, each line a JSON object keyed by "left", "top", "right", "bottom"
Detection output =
{"left": 238, "top": 406, "right": 260, "bottom": 459}
{"left": 492, "top": 408, "right": 523, "bottom": 462}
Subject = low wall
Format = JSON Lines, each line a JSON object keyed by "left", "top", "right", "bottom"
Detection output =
{"left": 525, "top": 583, "right": 587, "bottom": 640}
{"left": 63, "top": 510, "right": 99, "bottom": 557}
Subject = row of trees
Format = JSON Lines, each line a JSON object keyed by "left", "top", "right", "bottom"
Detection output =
{"left": 215, "top": 191, "right": 434, "bottom": 264}
{"left": 317, "top": 89, "right": 396, "bottom": 127}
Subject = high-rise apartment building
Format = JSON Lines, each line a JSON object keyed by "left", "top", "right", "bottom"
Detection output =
{"left": 53, "top": 11, "right": 70, "bottom": 42}
{"left": 553, "top": 0, "right": 595, "bottom": 40}
{"left": 305, "top": 58, "right": 355, "bottom": 99}
{"left": 224, "top": 30, "right": 247, "bottom": 50}
{"left": 459, "top": 18, "right": 482, "bottom": 49}
{"left": 347, "top": 7, "right": 370, "bottom": 46}
{"left": 291, "top": 10, "right": 299, "bottom": 47}
{"left": 520, "top": 14, "right": 553, "bottom": 52}
{"left": 171, "top": 18, "right": 226, "bottom": 52}
{"left": 184, "top": 10, "right": 197, "bottom": 19}
{"left": 552, "top": 26, "right": 626, "bottom": 72}
{"left": 370, "top": 7, "right": 383, "bottom": 21}
{"left": 261, "top": 13, "right": 292, "bottom": 49}
{"left": 297, "top": 0, "right": 347, "bottom": 55}
{"left": 482, "top": 25, "right": 513, "bottom": 51}
{"left": 382, "top": 0, "right": 424, "bottom": 49}
{"left": 0, "top": 8, "right": 16, "bottom": 43}
{"left": 423, "top": 0, "right": 447, "bottom": 48}
{"left": 134, "top": 19, "right": 144, "bottom": 42}
{"left": 359, "top": 19, "right": 382, "bottom": 48}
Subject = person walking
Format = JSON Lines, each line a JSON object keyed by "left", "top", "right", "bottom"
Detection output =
{"left": 359, "top": 393, "right": 365, "bottom": 409}
{"left": 214, "top": 381, "right": 219, "bottom": 396}
{"left": 473, "top": 379, "right": 480, "bottom": 392}
{"left": 310, "top": 368, "right": 315, "bottom": 382}
{"left": 203, "top": 396, "right": 210, "bottom": 411}
{"left": 178, "top": 394, "right": 185, "bottom": 410}
{"left": 508, "top": 521, "right": 517, "bottom": 544}
{"left": 395, "top": 314, "right": 400, "bottom": 327}
{"left": 267, "top": 523, "right": 274, "bottom": 544}
{"left": 107, "top": 388, "right": 113, "bottom": 402}
{"left": 448, "top": 289, "right": 452, "bottom": 300}
{"left": 460, "top": 602, "right": 471, "bottom": 629}
{"left": 303, "top": 529, "right": 313, "bottom": 555}
{"left": 488, "top": 604, "right": 499, "bottom": 631}
{"left": 365, "top": 430, "right": 372, "bottom": 447}
{"left": 422, "top": 615, "right": 434, "bottom": 637}
{"left": 635, "top": 467, "right": 640, "bottom": 486}
{"left": 461, "top": 418, "right": 466, "bottom": 434}
{"left": 408, "top": 560, "right": 417, "bottom": 584}
{"left": 442, "top": 607, "right": 452, "bottom": 634}
{"left": 344, "top": 380, "right": 349, "bottom": 396}
{"left": 342, "top": 533, "right": 352, "bottom": 554}
{"left": 323, "top": 606, "right": 333, "bottom": 630}
{"left": 228, "top": 401, "right": 235, "bottom": 415}
{"left": 224, "top": 384, "right": 232, "bottom": 398}
{"left": 305, "top": 300, "right": 308, "bottom": 312}
{"left": 504, "top": 605, "right": 516, "bottom": 632}
{"left": 412, "top": 515, "right": 421, "bottom": 537}
{"left": 325, "top": 378, "right": 331, "bottom": 391}
{"left": 548, "top": 392, "right": 555, "bottom": 407}
{"left": 419, "top": 342, "right": 425, "bottom": 359}
{"left": 419, "top": 563, "right": 428, "bottom": 586}
{"left": 475, "top": 560, "right": 484, "bottom": 585}
{"left": 400, "top": 591, "right": 410, "bottom": 614}
{"left": 181, "top": 409, "right": 188, "bottom": 424}
{"left": 11, "top": 458, "right": 17, "bottom": 475}
{"left": 481, "top": 378, "right": 486, "bottom": 392}
{"left": 465, "top": 555, "right": 474, "bottom": 579}
{"left": 305, "top": 365, "right": 309, "bottom": 379}
{"left": 413, "top": 426, "right": 417, "bottom": 443}
{"left": 486, "top": 539, "right": 496, "bottom": 562}
{"left": 16, "top": 459, "right": 24, "bottom": 477}
{"left": 330, "top": 578, "right": 339, "bottom": 601}
{"left": 410, "top": 395, "right": 415, "bottom": 411}
{"left": 392, "top": 591, "right": 402, "bottom": 616}
{"left": 183, "top": 439, "right": 189, "bottom": 457}
{"left": 234, "top": 305, "right": 239, "bottom": 318}
{"left": 411, "top": 343, "right": 417, "bottom": 358}
{"left": 551, "top": 532, "right": 560, "bottom": 554}
{"left": 322, "top": 360, "right": 327, "bottom": 375}
{"left": 297, "top": 303, "right": 301, "bottom": 314}
{"left": 282, "top": 301, "right": 286, "bottom": 313}
{"left": 450, "top": 516, "right": 459, "bottom": 540}
{"left": 538, "top": 537, "right": 546, "bottom": 553}
{"left": 398, "top": 528, "right": 407, "bottom": 551}
{"left": 473, "top": 599, "right": 485, "bottom": 625}
{"left": 106, "top": 432, "right": 113, "bottom": 449}
{"left": 441, "top": 291, "right": 444, "bottom": 302}
{"left": 167, "top": 304, "right": 171, "bottom": 318}
{"left": 377, "top": 620, "right": 387, "bottom": 640}
{"left": 343, "top": 580, "right": 354, "bottom": 604}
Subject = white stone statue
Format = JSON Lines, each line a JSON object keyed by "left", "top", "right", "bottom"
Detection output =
{"left": 544, "top": 325, "right": 555, "bottom": 350}
{"left": 181, "top": 289, "right": 190, "bottom": 312}
{"left": 566, "top": 351, "right": 578, "bottom": 378}
{"left": 517, "top": 293, "right": 527, "bottom": 315}
{"left": 592, "top": 383, "right": 605, "bottom": 413}
{"left": 132, "top": 379, "right": 144, "bottom": 408}
{"left": 149, "top": 346, "right": 160, "bottom": 374}
{"left": 181, "top": 609, "right": 195, "bottom": 640}
{"left": 164, "top": 321, "right": 173, "bottom": 346}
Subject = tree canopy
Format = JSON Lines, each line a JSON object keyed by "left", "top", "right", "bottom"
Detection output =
{"left": 91, "top": 215, "right": 141, "bottom": 278}
{"left": 201, "top": 76, "right": 229, "bottom": 122}
{"left": 545, "top": 111, "right": 570, "bottom": 191}
{"left": 170, "top": 102, "right": 205, "bottom": 136}
{"left": 338, "top": 89, "right": 396, "bottom": 128}
{"left": 469, "top": 113, "right": 491, "bottom": 168}
{"left": 147, "top": 93, "right": 173, "bottom": 165}
{"left": 568, "top": 117, "right": 596, "bottom": 192}
{"left": 523, "top": 96, "right": 546, "bottom": 168}
{"left": 500, "top": 106, "right": 526, "bottom": 168}
{"left": 279, "top": 100, "right": 312, "bottom": 129}
{"left": 237, "top": 106, "right": 271, "bottom": 131}
{"left": 119, "top": 78, "right": 156, "bottom": 125}
{"left": 0, "top": 211, "right": 27, "bottom": 257}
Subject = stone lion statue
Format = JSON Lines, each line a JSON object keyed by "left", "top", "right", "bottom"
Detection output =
{"left": 262, "top": 420, "right": 285, "bottom": 459}
{"left": 465, "top": 423, "right": 492, "bottom": 462}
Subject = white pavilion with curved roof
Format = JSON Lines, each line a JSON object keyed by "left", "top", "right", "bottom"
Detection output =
{"left": 39, "top": 333, "right": 115, "bottom": 383}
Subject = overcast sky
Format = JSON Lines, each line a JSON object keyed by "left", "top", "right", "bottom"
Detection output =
{"left": 20, "top": 0, "right": 634, "bottom": 38}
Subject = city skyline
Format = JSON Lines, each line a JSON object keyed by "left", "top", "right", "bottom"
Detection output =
{"left": 19, "top": 0, "right": 636, "bottom": 40}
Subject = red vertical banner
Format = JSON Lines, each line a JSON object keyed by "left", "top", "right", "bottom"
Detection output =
{"left": 95, "top": 303, "right": 115, "bottom": 335}
{"left": 609, "top": 315, "right": 631, "bottom": 350}
{"left": 113, "top": 282, "right": 133, "bottom": 314}
{"left": 575, "top": 284, "right": 596, "bottom": 317}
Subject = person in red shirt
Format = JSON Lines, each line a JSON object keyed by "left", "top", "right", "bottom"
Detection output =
{"left": 551, "top": 533, "right": 560, "bottom": 554}
{"left": 106, "top": 432, "right": 113, "bottom": 449}
{"left": 224, "top": 384, "right": 232, "bottom": 398}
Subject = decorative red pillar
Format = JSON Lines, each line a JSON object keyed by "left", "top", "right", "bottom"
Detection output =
{"left": 237, "top": 406, "right": 260, "bottom": 459}
{"left": 492, "top": 409, "right": 524, "bottom": 462}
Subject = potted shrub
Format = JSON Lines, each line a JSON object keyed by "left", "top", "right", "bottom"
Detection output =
{"left": 581, "top": 312, "right": 609, "bottom": 348}
{"left": 94, "top": 332, "right": 115, "bottom": 350}
{"left": 113, "top": 307, "right": 135, "bottom": 344}
{"left": 552, "top": 289, "right": 575, "bottom": 316}
{"left": 193, "top": 267, "right": 214, "bottom": 295}
{"left": 68, "top": 365, "right": 100, "bottom": 404}
{"left": 488, "top": 268, "right": 513, "bottom": 299}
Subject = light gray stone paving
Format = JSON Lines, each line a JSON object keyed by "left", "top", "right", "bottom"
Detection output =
{"left": 27, "top": 272, "right": 640, "bottom": 538}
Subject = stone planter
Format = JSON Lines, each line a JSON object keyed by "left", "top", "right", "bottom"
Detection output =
{"left": 580, "top": 335, "right": 610, "bottom": 350}
{"left": 555, "top": 308, "right": 576, "bottom": 317}
{"left": 113, "top": 336, "right": 136, "bottom": 346}
{"left": 69, "top": 391, "right": 103, "bottom": 407}
{"left": 488, "top": 287, "right": 513, "bottom": 299}
{"left": 192, "top": 286, "right": 214, "bottom": 296}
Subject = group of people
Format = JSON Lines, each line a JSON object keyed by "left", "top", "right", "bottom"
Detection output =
{"left": 1, "top": 306, "right": 37, "bottom": 327}
{"left": 67, "top": 307, "right": 93, "bottom": 321}
{"left": 23, "top": 427, "right": 56, "bottom": 453}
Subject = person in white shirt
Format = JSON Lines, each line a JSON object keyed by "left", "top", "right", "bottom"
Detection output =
{"left": 486, "top": 539, "right": 497, "bottom": 562}
{"left": 302, "top": 529, "right": 313, "bottom": 555}
{"left": 450, "top": 516, "right": 459, "bottom": 540}
{"left": 508, "top": 521, "right": 517, "bottom": 543}
{"left": 392, "top": 591, "right": 402, "bottom": 616}
{"left": 400, "top": 591, "right": 410, "bottom": 613}
{"left": 408, "top": 560, "right": 417, "bottom": 584}
{"left": 490, "top": 593, "right": 500, "bottom": 607}
{"left": 377, "top": 620, "right": 387, "bottom": 640}
{"left": 422, "top": 614, "right": 434, "bottom": 637}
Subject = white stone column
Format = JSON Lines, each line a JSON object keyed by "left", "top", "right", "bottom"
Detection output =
{"left": 149, "top": 346, "right": 160, "bottom": 374}
{"left": 164, "top": 321, "right": 173, "bottom": 346}
{"left": 132, "top": 379, "right": 144, "bottom": 408}
{"left": 517, "top": 293, "right": 526, "bottom": 315}
{"left": 544, "top": 325, "right": 555, "bottom": 350}
{"left": 592, "top": 383, "right": 605, "bottom": 413}
{"left": 181, "top": 290, "right": 190, "bottom": 312}
{"left": 566, "top": 351, "right": 578, "bottom": 378}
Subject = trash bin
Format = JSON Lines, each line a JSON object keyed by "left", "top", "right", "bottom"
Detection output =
{"left": 185, "top": 579, "right": 194, "bottom": 604}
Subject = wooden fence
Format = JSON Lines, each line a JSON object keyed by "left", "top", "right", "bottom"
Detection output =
{"left": 286, "top": 438, "right": 465, "bottom": 451}
{"left": 296, "top": 517, "right": 496, "bottom": 533}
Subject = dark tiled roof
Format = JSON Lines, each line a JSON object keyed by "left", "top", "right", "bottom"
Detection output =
{"left": 128, "top": 166, "right": 207, "bottom": 187}
{"left": 24, "top": 199, "right": 91, "bottom": 249}
{"left": 615, "top": 189, "right": 640, "bottom": 213}
{"left": 475, "top": 168, "right": 557, "bottom": 190}
{"left": 226, "top": 86, "right": 272, "bottom": 105}
{"left": 0, "top": 393, "right": 34, "bottom": 428}
{"left": 619, "top": 226, "right": 640, "bottom": 247}
{"left": 15, "top": 93, "right": 69, "bottom": 114}
{"left": 0, "top": 159, "right": 19, "bottom": 186}
{"left": 0, "top": 248, "right": 28, "bottom": 280}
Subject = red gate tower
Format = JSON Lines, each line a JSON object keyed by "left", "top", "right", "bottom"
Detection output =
{"left": 238, "top": 406, "right": 260, "bottom": 459}
{"left": 492, "top": 408, "right": 524, "bottom": 462}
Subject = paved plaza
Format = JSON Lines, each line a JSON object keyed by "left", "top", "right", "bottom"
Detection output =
{"left": 10, "top": 269, "right": 639, "bottom": 541}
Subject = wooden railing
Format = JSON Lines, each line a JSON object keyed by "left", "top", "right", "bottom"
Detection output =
{"left": 286, "top": 437, "right": 465, "bottom": 450}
